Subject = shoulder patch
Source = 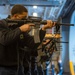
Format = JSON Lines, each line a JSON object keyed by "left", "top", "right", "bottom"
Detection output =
{"left": 20, "top": 34, "right": 24, "bottom": 39}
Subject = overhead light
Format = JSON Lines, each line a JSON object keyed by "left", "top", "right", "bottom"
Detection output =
{"left": 33, "top": 12, "right": 38, "bottom": 17}
{"left": 33, "top": 6, "right": 37, "bottom": 9}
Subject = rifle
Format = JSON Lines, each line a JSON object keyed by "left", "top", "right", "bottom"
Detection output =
{"left": 6, "top": 16, "right": 74, "bottom": 28}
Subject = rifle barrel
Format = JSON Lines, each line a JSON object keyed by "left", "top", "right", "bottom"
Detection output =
{"left": 57, "top": 23, "right": 74, "bottom": 26}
